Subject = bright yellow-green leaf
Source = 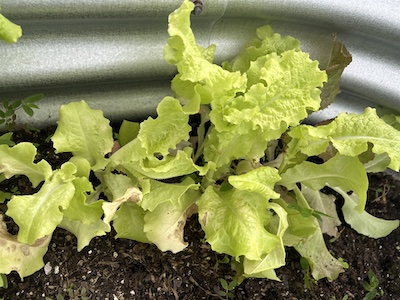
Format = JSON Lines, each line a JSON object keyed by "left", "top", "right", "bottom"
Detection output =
{"left": 288, "top": 108, "right": 400, "bottom": 171}
{"left": 0, "top": 142, "right": 52, "bottom": 187}
{"left": 0, "top": 13, "right": 22, "bottom": 44}
{"left": 279, "top": 154, "right": 368, "bottom": 212}
{"left": 52, "top": 101, "right": 114, "bottom": 170}
{"left": 198, "top": 187, "right": 279, "bottom": 261}
{"left": 6, "top": 163, "right": 77, "bottom": 244}
{"left": 333, "top": 187, "right": 399, "bottom": 238}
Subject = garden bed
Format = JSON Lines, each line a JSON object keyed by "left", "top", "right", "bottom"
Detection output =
{"left": 0, "top": 126, "right": 399, "bottom": 300}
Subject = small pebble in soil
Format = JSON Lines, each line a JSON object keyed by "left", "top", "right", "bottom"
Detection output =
{"left": 44, "top": 262, "right": 52, "bottom": 275}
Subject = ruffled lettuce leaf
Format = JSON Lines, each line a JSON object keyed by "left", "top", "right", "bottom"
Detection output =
{"left": 0, "top": 142, "right": 52, "bottom": 187}
{"left": 137, "top": 97, "right": 191, "bottom": 157}
{"left": 0, "top": 13, "right": 22, "bottom": 44}
{"left": 0, "top": 216, "right": 51, "bottom": 278}
{"left": 58, "top": 164, "right": 107, "bottom": 251}
{"left": 332, "top": 187, "right": 399, "bottom": 238}
{"left": 203, "top": 127, "right": 268, "bottom": 170}
{"left": 223, "top": 25, "right": 301, "bottom": 73}
{"left": 211, "top": 51, "right": 326, "bottom": 137}
{"left": 52, "top": 101, "right": 114, "bottom": 171}
{"left": 228, "top": 166, "right": 281, "bottom": 198}
{"left": 165, "top": 0, "right": 246, "bottom": 109}
{"left": 198, "top": 187, "right": 279, "bottom": 261}
{"left": 279, "top": 154, "right": 368, "bottom": 212}
{"left": 204, "top": 50, "right": 326, "bottom": 171}
{"left": 110, "top": 97, "right": 207, "bottom": 179}
{"left": 61, "top": 177, "right": 102, "bottom": 224}
{"left": 6, "top": 162, "right": 77, "bottom": 244}
{"left": 288, "top": 108, "right": 400, "bottom": 171}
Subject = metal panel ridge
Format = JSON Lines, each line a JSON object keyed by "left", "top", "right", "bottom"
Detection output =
{"left": 0, "top": 0, "right": 399, "bottom": 128}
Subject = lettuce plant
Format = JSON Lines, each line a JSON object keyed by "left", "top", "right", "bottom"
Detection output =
{"left": 0, "top": 0, "right": 399, "bottom": 284}
{"left": 0, "top": 8, "right": 22, "bottom": 44}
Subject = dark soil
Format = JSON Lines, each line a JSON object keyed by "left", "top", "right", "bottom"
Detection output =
{"left": 1, "top": 127, "right": 399, "bottom": 300}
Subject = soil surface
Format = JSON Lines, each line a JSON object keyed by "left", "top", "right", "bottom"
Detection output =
{"left": 1, "top": 127, "right": 399, "bottom": 300}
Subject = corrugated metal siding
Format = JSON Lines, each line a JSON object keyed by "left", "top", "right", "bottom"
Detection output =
{"left": 1, "top": 0, "right": 399, "bottom": 128}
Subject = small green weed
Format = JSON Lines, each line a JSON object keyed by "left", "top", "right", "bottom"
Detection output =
{"left": 44, "top": 284, "right": 88, "bottom": 300}
{"left": 300, "top": 257, "right": 316, "bottom": 289}
{"left": 217, "top": 278, "right": 237, "bottom": 299}
{"left": 363, "top": 271, "right": 384, "bottom": 300}
{"left": 0, "top": 93, "right": 43, "bottom": 131}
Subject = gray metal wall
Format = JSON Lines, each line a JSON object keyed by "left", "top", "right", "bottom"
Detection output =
{"left": 1, "top": 0, "right": 399, "bottom": 128}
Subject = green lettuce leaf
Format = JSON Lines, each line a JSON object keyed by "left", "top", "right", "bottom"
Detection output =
{"left": 6, "top": 162, "right": 77, "bottom": 244}
{"left": 333, "top": 187, "right": 399, "bottom": 238}
{"left": 110, "top": 97, "right": 207, "bottom": 179}
{"left": 68, "top": 156, "right": 91, "bottom": 178}
{"left": 144, "top": 189, "right": 199, "bottom": 253}
{"left": 165, "top": 0, "right": 246, "bottom": 109}
{"left": 103, "top": 186, "right": 142, "bottom": 229}
{"left": 279, "top": 154, "right": 368, "bottom": 212}
{"left": 363, "top": 153, "right": 391, "bottom": 173}
{"left": 137, "top": 97, "right": 191, "bottom": 157}
{"left": 294, "top": 228, "right": 344, "bottom": 281}
{"left": 118, "top": 147, "right": 206, "bottom": 180}
{"left": 381, "top": 114, "right": 400, "bottom": 131}
{"left": 0, "top": 216, "right": 51, "bottom": 278}
{"left": 288, "top": 108, "right": 400, "bottom": 171}
{"left": 272, "top": 197, "right": 317, "bottom": 246}
{"left": 301, "top": 186, "right": 341, "bottom": 238}
{"left": 61, "top": 177, "right": 102, "bottom": 224}
{"left": 211, "top": 51, "right": 327, "bottom": 137}
{"left": 52, "top": 101, "right": 114, "bottom": 170}
{"left": 198, "top": 187, "right": 279, "bottom": 261}
{"left": 118, "top": 120, "right": 140, "bottom": 147}
{"left": 139, "top": 177, "right": 199, "bottom": 211}
{"left": 113, "top": 202, "right": 150, "bottom": 243}
{"left": 204, "top": 50, "right": 326, "bottom": 171}
{"left": 243, "top": 202, "right": 288, "bottom": 279}
{"left": 224, "top": 25, "right": 301, "bottom": 73}
{"left": 101, "top": 172, "right": 137, "bottom": 200}
{"left": 58, "top": 218, "right": 108, "bottom": 251}
{"left": 292, "top": 187, "right": 344, "bottom": 280}
{"left": 228, "top": 166, "right": 281, "bottom": 198}
{"left": 0, "top": 13, "right": 22, "bottom": 44}
{"left": 0, "top": 142, "right": 52, "bottom": 187}
{"left": 203, "top": 127, "right": 267, "bottom": 170}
